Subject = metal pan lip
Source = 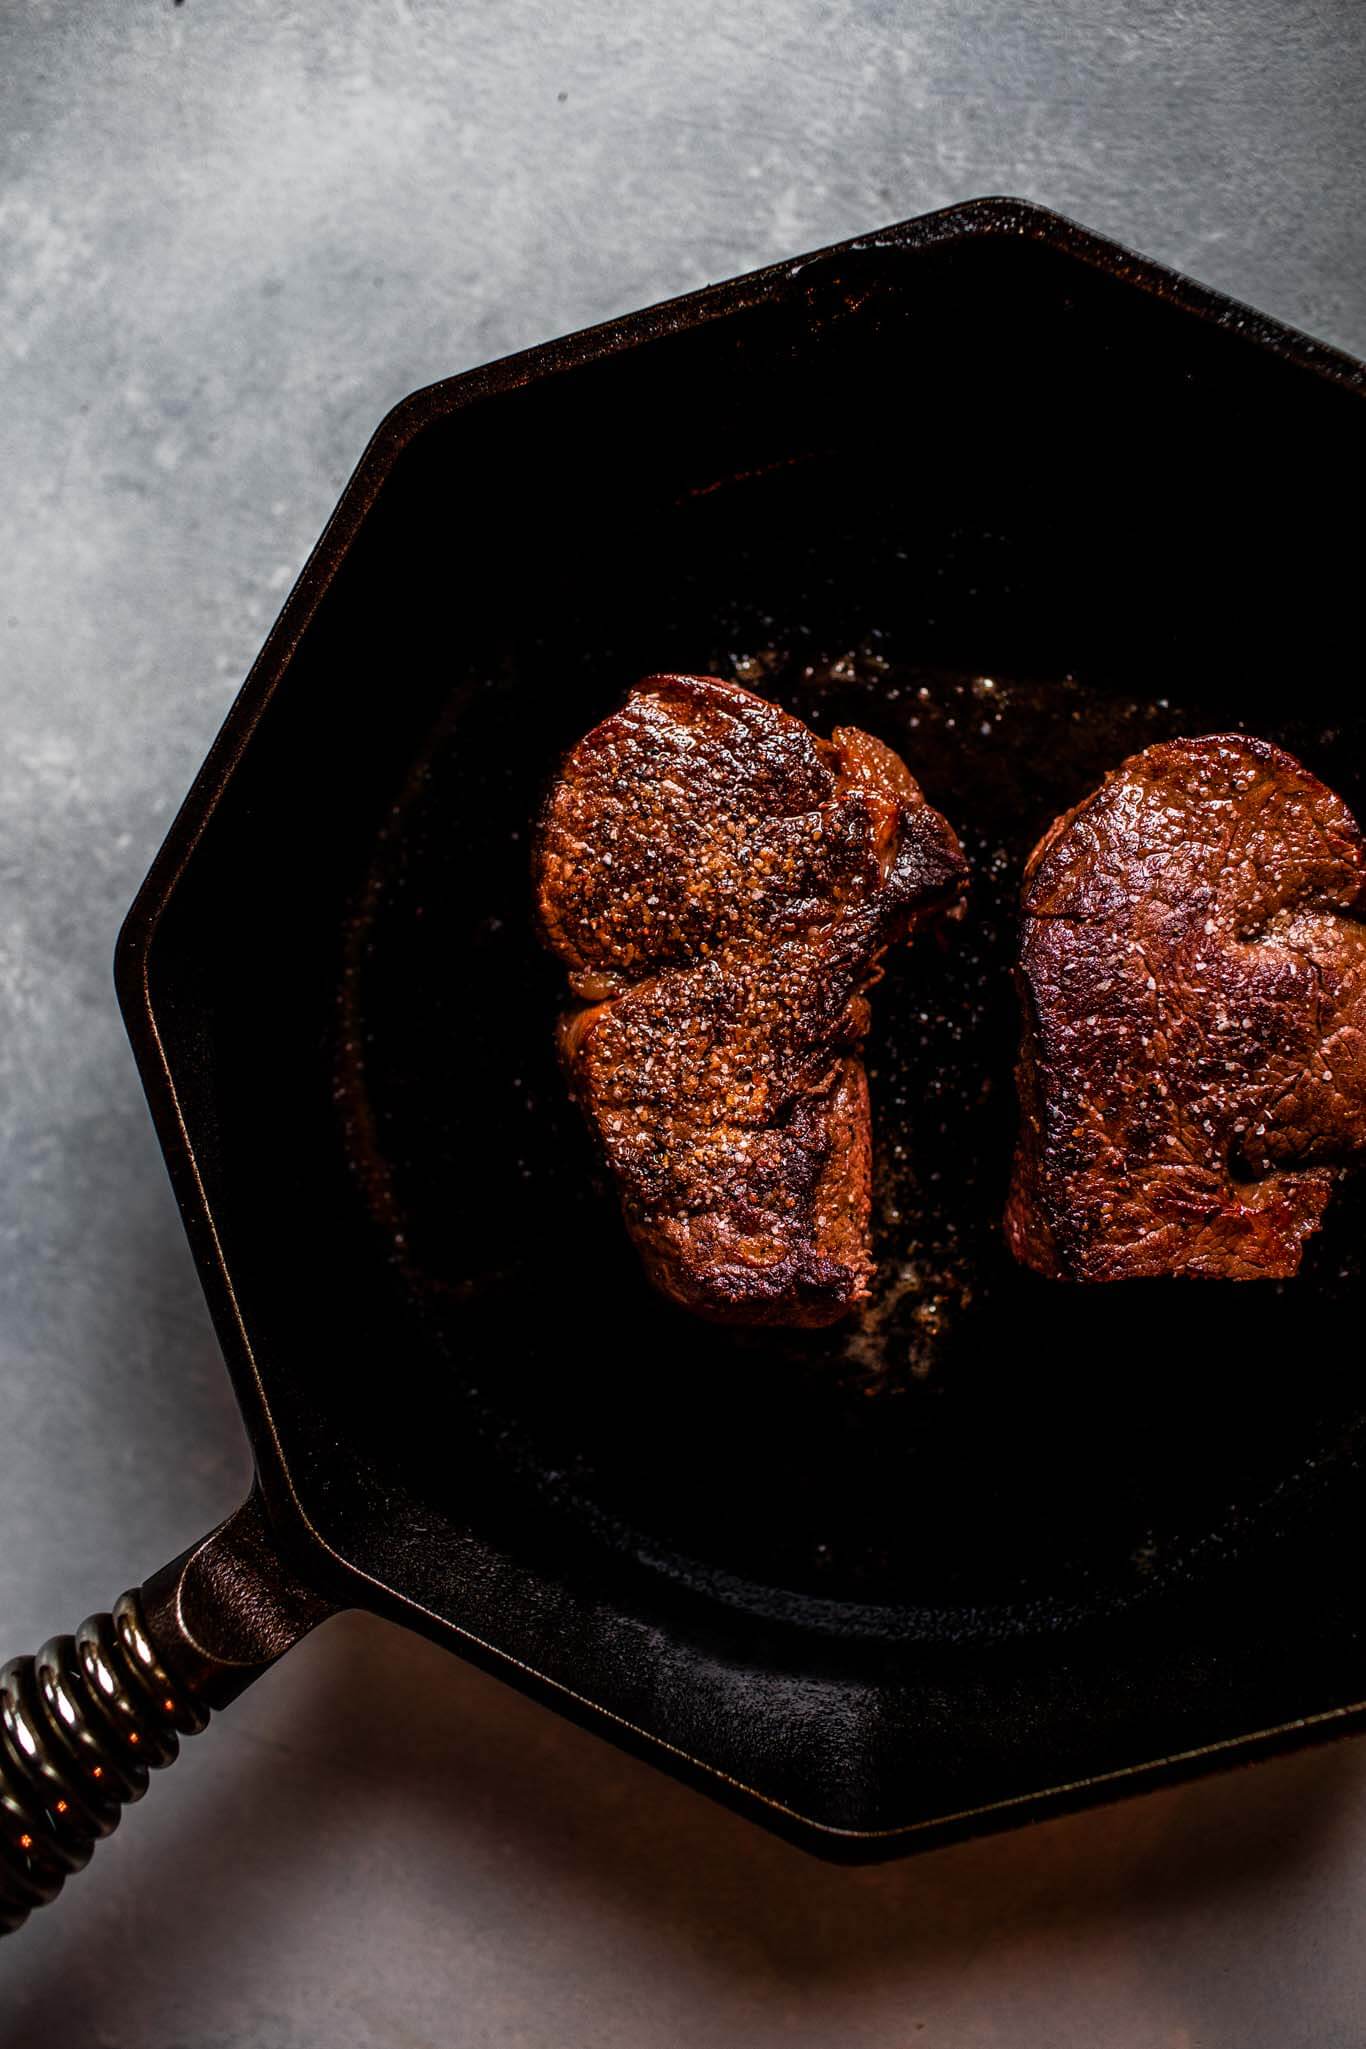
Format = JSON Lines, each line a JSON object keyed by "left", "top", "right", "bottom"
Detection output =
{"left": 114, "top": 195, "right": 1366, "bottom": 1853}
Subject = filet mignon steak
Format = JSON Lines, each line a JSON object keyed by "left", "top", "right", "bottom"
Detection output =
{"left": 535, "top": 675, "right": 967, "bottom": 1326}
{"left": 1006, "top": 734, "right": 1366, "bottom": 1281}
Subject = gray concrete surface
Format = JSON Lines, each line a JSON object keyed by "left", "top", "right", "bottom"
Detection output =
{"left": 3, "top": 2, "right": 1366, "bottom": 2041}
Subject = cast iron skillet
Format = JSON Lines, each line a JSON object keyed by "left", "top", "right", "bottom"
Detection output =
{"left": 4, "top": 198, "right": 1366, "bottom": 1935}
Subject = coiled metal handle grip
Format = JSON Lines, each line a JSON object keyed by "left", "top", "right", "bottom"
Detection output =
{"left": 0, "top": 1590, "right": 208, "bottom": 1930}
{"left": 0, "top": 1487, "right": 334, "bottom": 1934}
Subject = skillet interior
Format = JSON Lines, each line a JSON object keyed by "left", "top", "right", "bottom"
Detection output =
{"left": 141, "top": 219, "right": 1366, "bottom": 1672}
{"left": 336, "top": 466, "right": 1366, "bottom": 1641}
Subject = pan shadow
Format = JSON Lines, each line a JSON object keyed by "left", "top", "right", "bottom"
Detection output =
{"left": 3, "top": 1604, "right": 1364, "bottom": 2041}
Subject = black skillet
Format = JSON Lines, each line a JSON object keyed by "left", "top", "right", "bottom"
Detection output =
{"left": 4, "top": 197, "right": 1366, "bottom": 1935}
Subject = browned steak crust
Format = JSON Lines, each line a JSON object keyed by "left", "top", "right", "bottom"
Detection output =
{"left": 1006, "top": 734, "right": 1366, "bottom": 1282}
{"left": 535, "top": 675, "right": 967, "bottom": 1326}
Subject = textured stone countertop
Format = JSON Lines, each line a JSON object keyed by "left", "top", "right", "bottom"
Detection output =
{"left": 3, "top": 4, "right": 1366, "bottom": 2042}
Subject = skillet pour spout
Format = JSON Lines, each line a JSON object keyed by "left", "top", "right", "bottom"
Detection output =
{"left": 0, "top": 1488, "right": 333, "bottom": 1931}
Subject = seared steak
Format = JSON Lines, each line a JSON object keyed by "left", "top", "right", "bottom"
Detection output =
{"left": 535, "top": 675, "right": 967, "bottom": 1325}
{"left": 1006, "top": 734, "right": 1366, "bottom": 1281}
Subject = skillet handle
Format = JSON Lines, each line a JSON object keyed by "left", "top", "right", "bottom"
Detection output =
{"left": 0, "top": 1484, "right": 336, "bottom": 1934}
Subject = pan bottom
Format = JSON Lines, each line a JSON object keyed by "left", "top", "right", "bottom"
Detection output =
{"left": 336, "top": 554, "right": 1366, "bottom": 1641}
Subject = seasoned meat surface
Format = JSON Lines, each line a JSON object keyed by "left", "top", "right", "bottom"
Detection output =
{"left": 1006, "top": 734, "right": 1366, "bottom": 1281}
{"left": 535, "top": 675, "right": 968, "bottom": 1325}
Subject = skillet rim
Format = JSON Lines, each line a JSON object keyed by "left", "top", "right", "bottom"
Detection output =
{"left": 113, "top": 194, "right": 1366, "bottom": 1855}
